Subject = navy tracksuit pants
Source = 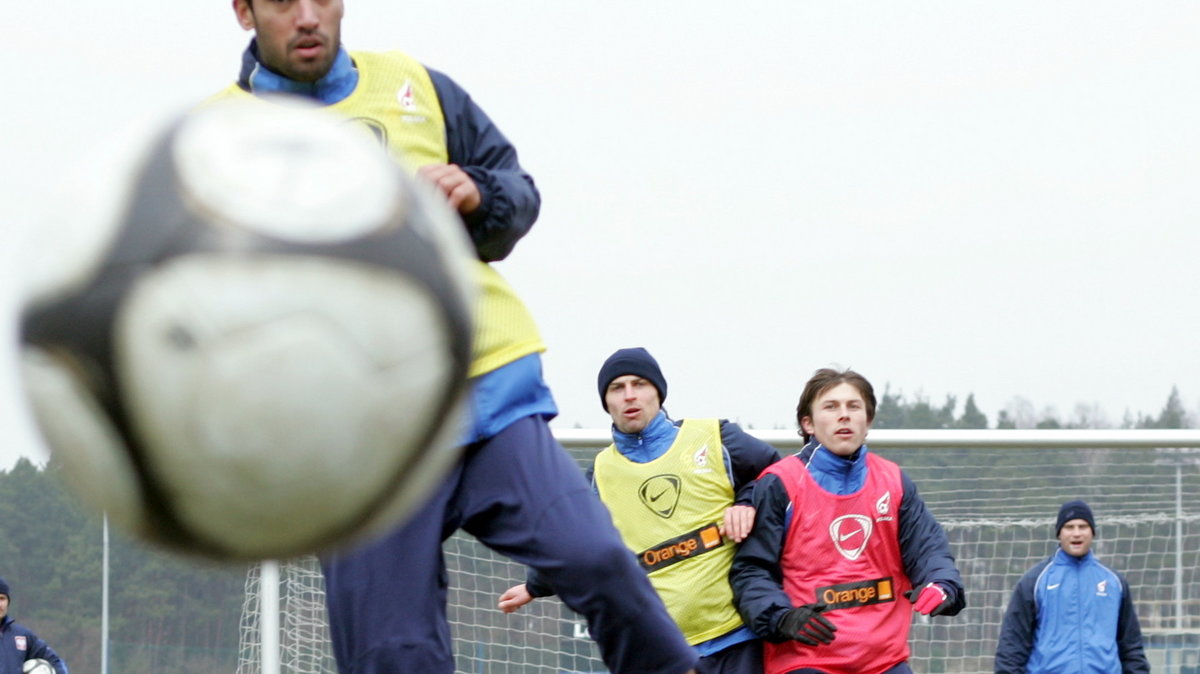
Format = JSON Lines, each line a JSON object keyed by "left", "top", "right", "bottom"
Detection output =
{"left": 321, "top": 415, "right": 698, "bottom": 673}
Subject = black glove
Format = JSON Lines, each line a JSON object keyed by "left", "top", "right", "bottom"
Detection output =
{"left": 776, "top": 603, "right": 837, "bottom": 646}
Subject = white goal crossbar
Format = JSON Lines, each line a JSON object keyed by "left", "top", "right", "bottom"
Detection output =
{"left": 249, "top": 429, "right": 1200, "bottom": 674}
{"left": 558, "top": 427, "right": 1200, "bottom": 450}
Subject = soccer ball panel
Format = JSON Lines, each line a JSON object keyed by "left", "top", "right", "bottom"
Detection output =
{"left": 173, "top": 98, "right": 401, "bottom": 244}
{"left": 22, "top": 659, "right": 55, "bottom": 674}
{"left": 117, "top": 254, "right": 459, "bottom": 557}
{"left": 21, "top": 348, "right": 147, "bottom": 533}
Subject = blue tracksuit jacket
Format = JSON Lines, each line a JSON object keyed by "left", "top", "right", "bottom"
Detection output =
{"left": 994, "top": 549, "right": 1149, "bottom": 673}
{"left": 0, "top": 616, "right": 68, "bottom": 674}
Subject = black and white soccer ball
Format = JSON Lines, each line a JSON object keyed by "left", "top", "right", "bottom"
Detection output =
{"left": 18, "top": 98, "right": 476, "bottom": 560}
{"left": 23, "top": 659, "right": 55, "bottom": 674}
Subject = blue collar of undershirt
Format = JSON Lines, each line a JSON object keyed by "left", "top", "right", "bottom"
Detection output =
{"left": 803, "top": 441, "right": 868, "bottom": 495}
{"left": 612, "top": 410, "right": 678, "bottom": 463}
{"left": 247, "top": 42, "right": 359, "bottom": 104}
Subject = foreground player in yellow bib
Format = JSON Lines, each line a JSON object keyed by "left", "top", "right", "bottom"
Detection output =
{"left": 216, "top": 1, "right": 698, "bottom": 672}
{"left": 501, "top": 348, "right": 781, "bottom": 672}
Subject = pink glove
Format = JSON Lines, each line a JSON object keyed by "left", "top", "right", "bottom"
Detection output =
{"left": 909, "top": 582, "right": 948, "bottom": 616}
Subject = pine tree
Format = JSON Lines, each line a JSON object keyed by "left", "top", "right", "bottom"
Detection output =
{"left": 955, "top": 394, "right": 988, "bottom": 429}
{"left": 1141, "top": 386, "right": 1190, "bottom": 428}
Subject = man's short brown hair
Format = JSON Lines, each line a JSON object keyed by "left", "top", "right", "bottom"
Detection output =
{"left": 795, "top": 368, "right": 876, "bottom": 443}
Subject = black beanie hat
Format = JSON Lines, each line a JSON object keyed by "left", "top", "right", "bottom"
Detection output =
{"left": 0, "top": 576, "right": 9, "bottom": 598}
{"left": 597, "top": 348, "right": 667, "bottom": 411}
{"left": 1055, "top": 500, "right": 1096, "bottom": 536}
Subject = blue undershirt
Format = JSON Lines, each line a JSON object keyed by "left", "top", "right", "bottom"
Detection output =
{"left": 804, "top": 442, "right": 869, "bottom": 495}
{"left": 463, "top": 354, "right": 558, "bottom": 445}
{"left": 246, "top": 43, "right": 359, "bottom": 104}
{"left": 611, "top": 410, "right": 678, "bottom": 461}
{"left": 781, "top": 442, "right": 869, "bottom": 535}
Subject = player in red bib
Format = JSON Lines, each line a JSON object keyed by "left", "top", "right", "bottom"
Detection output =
{"left": 730, "top": 368, "right": 965, "bottom": 674}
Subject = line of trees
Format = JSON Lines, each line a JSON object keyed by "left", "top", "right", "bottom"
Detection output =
{"left": 0, "top": 459, "right": 247, "bottom": 674}
{"left": 873, "top": 386, "right": 1193, "bottom": 431}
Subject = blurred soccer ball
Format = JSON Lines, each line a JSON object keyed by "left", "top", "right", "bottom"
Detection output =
{"left": 23, "top": 659, "right": 54, "bottom": 674}
{"left": 18, "top": 98, "right": 476, "bottom": 560}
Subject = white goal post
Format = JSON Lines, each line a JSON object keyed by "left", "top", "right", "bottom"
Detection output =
{"left": 238, "top": 429, "right": 1200, "bottom": 674}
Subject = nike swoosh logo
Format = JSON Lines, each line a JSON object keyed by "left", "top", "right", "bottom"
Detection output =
{"left": 650, "top": 488, "right": 669, "bottom": 502}
{"left": 1047, "top": 583, "right": 1060, "bottom": 590}
{"left": 840, "top": 530, "right": 861, "bottom": 541}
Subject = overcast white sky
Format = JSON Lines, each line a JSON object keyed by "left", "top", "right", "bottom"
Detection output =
{"left": 3, "top": 1, "right": 1199, "bottom": 469}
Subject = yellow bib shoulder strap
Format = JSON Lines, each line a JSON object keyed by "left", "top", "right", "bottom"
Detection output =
{"left": 333, "top": 51, "right": 449, "bottom": 171}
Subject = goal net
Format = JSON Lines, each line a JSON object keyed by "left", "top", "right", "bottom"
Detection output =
{"left": 237, "top": 441, "right": 1200, "bottom": 674}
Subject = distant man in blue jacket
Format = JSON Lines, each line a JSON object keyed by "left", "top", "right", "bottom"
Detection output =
{"left": 0, "top": 577, "right": 68, "bottom": 674}
{"left": 994, "top": 500, "right": 1149, "bottom": 674}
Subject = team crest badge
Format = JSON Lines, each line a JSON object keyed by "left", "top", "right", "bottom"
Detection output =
{"left": 829, "top": 514, "right": 873, "bottom": 561}
{"left": 1097, "top": 580, "right": 1108, "bottom": 596}
{"left": 15, "top": 636, "right": 27, "bottom": 650}
{"left": 876, "top": 491, "right": 891, "bottom": 516}
{"left": 639, "top": 474, "right": 682, "bottom": 518}
{"left": 693, "top": 444, "right": 709, "bottom": 467}
{"left": 397, "top": 80, "right": 417, "bottom": 111}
